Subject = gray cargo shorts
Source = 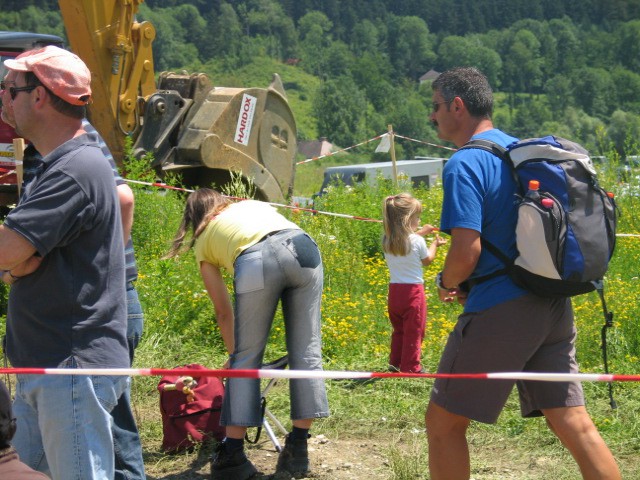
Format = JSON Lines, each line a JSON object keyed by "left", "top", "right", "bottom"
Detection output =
{"left": 430, "top": 293, "right": 584, "bottom": 423}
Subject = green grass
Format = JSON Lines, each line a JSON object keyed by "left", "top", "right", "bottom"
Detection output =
{"left": 2, "top": 159, "right": 640, "bottom": 478}
{"left": 117, "top": 173, "right": 640, "bottom": 478}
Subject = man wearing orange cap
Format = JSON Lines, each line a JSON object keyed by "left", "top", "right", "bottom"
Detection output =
{"left": 0, "top": 45, "right": 129, "bottom": 479}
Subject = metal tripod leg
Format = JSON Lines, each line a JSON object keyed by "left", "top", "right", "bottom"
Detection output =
{"left": 259, "top": 356, "right": 289, "bottom": 452}
{"left": 263, "top": 407, "right": 288, "bottom": 452}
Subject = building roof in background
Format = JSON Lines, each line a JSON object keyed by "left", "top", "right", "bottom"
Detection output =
{"left": 419, "top": 69, "right": 440, "bottom": 83}
{"left": 297, "top": 138, "right": 333, "bottom": 159}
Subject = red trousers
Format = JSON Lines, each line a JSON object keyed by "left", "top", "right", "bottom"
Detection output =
{"left": 387, "top": 283, "right": 426, "bottom": 373}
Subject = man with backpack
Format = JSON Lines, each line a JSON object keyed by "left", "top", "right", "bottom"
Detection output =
{"left": 425, "top": 66, "right": 621, "bottom": 480}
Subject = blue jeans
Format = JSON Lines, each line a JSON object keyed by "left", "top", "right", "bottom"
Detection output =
{"left": 12, "top": 364, "right": 127, "bottom": 479}
{"left": 221, "top": 229, "right": 329, "bottom": 426}
{"left": 113, "top": 284, "right": 146, "bottom": 480}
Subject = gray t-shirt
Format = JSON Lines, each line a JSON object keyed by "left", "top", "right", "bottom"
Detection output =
{"left": 4, "top": 133, "right": 129, "bottom": 368}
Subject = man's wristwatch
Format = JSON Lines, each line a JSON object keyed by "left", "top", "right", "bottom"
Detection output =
{"left": 436, "top": 271, "right": 448, "bottom": 290}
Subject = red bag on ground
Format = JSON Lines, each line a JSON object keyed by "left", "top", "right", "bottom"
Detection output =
{"left": 158, "top": 363, "right": 225, "bottom": 453}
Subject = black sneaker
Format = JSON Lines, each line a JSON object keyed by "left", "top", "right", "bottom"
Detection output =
{"left": 211, "top": 443, "right": 258, "bottom": 480}
{"left": 275, "top": 434, "right": 310, "bottom": 478}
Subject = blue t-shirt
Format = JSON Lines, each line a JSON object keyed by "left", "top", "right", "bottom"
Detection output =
{"left": 440, "top": 128, "right": 528, "bottom": 312}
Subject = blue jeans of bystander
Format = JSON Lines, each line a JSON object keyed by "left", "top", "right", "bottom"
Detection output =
{"left": 113, "top": 284, "right": 146, "bottom": 480}
{"left": 12, "top": 363, "right": 127, "bottom": 479}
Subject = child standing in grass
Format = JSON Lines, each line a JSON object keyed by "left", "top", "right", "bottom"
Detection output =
{"left": 382, "top": 193, "right": 446, "bottom": 373}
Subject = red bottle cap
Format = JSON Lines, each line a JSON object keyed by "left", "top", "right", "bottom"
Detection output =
{"left": 528, "top": 180, "right": 540, "bottom": 191}
{"left": 607, "top": 192, "right": 615, "bottom": 198}
{"left": 541, "top": 198, "right": 554, "bottom": 208}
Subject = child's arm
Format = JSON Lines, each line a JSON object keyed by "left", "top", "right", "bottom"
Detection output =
{"left": 421, "top": 234, "right": 447, "bottom": 266}
{"left": 415, "top": 223, "right": 437, "bottom": 236}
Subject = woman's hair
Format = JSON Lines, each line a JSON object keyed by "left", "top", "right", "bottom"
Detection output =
{"left": 382, "top": 193, "right": 422, "bottom": 256}
{"left": 165, "top": 188, "right": 231, "bottom": 258}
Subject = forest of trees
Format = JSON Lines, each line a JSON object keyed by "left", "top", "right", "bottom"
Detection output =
{"left": 2, "top": 1, "right": 640, "bottom": 156}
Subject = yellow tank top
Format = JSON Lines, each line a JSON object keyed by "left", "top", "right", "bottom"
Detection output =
{"left": 194, "top": 200, "right": 299, "bottom": 273}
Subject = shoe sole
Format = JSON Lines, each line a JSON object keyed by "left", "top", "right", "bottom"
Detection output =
{"left": 211, "top": 460, "right": 258, "bottom": 480}
{"left": 274, "top": 469, "right": 310, "bottom": 479}
{"left": 276, "top": 464, "right": 310, "bottom": 478}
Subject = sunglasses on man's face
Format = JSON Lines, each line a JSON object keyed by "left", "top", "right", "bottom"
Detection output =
{"left": 0, "top": 81, "right": 37, "bottom": 101}
{"left": 432, "top": 99, "right": 453, "bottom": 113}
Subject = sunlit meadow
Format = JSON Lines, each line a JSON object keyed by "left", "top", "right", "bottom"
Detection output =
{"left": 1, "top": 155, "right": 639, "bottom": 478}
{"left": 122, "top": 166, "right": 640, "bottom": 478}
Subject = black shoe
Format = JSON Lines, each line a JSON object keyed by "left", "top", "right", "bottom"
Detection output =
{"left": 275, "top": 434, "right": 310, "bottom": 478}
{"left": 211, "top": 443, "right": 258, "bottom": 480}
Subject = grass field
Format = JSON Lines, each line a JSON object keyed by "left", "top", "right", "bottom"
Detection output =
{"left": 117, "top": 161, "right": 640, "bottom": 478}
{"left": 1, "top": 155, "right": 639, "bottom": 478}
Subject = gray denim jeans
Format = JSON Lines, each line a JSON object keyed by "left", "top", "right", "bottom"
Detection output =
{"left": 221, "top": 229, "right": 329, "bottom": 426}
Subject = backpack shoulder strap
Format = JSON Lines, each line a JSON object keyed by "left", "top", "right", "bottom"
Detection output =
{"left": 459, "top": 139, "right": 518, "bottom": 186}
{"left": 455, "top": 139, "right": 516, "bottom": 289}
{"left": 459, "top": 139, "right": 508, "bottom": 159}
{"left": 460, "top": 239, "right": 511, "bottom": 291}
{"left": 480, "top": 238, "right": 514, "bottom": 266}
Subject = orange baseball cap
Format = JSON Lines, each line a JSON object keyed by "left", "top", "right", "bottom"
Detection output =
{"left": 4, "top": 45, "right": 91, "bottom": 106}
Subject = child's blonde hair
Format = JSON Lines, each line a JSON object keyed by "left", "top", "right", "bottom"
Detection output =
{"left": 382, "top": 193, "right": 422, "bottom": 256}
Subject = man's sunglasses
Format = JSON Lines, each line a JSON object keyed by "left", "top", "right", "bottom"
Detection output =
{"left": 0, "top": 81, "right": 37, "bottom": 101}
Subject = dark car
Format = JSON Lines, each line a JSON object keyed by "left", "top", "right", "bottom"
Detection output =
{"left": 0, "top": 31, "right": 64, "bottom": 207}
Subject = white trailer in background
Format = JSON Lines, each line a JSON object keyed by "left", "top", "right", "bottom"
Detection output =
{"left": 316, "top": 157, "right": 446, "bottom": 196}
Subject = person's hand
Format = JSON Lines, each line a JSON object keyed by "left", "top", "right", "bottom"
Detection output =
{"left": 433, "top": 234, "right": 447, "bottom": 248}
{"left": 437, "top": 286, "right": 467, "bottom": 305}
{"left": 416, "top": 224, "right": 436, "bottom": 236}
{"left": 9, "top": 255, "right": 43, "bottom": 278}
{"left": 438, "top": 286, "right": 458, "bottom": 303}
{"left": 455, "top": 289, "right": 468, "bottom": 306}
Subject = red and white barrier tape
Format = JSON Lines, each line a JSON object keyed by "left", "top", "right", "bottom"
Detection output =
{"left": 394, "top": 133, "right": 457, "bottom": 152}
{"left": 125, "top": 179, "right": 194, "bottom": 192}
{"left": 296, "top": 131, "right": 458, "bottom": 166}
{"left": 124, "top": 180, "right": 387, "bottom": 223}
{"left": 123, "top": 180, "right": 632, "bottom": 236}
{"left": 0, "top": 368, "right": 637, "bottom": 382}
{"left": 296, "top": 134, "right": 386, "bottom": 165}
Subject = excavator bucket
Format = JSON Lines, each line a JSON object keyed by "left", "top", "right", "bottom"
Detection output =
{"left": 133, "top": 72, "right": 296, "bottom": 202}
{"left": 59, "top": 0, "right": 297, "bottom": 203}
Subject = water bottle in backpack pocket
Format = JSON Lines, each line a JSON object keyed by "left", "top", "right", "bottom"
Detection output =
{"left": 512, "top": 185, "right": 568, "bottom": 295}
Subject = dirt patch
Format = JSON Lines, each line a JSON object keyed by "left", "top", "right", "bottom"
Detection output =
{"left": 251, "top": 435, "right": 390, "bottom": 479}
{"left": 144, "top": 435, "right": 392, "bottom": 479}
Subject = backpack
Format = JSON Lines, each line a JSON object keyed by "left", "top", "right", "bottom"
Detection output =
{"left": 460, "top": 136, "right": 617, "bottom": 298}
{"left": 157, "top": 364, "right": 226, "bottom": 453}
{"left": 461, "top": 136, "right": 619, "bottom": 407}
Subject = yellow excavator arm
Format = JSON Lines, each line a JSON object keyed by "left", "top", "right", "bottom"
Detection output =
{"left": 58, "top": 0, "right": 296, "bottom": 202}
{"left": 58, "top": 0, "right": 156, "bottom": 160}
